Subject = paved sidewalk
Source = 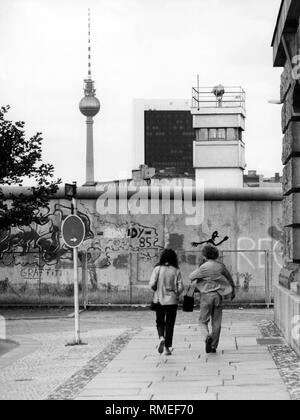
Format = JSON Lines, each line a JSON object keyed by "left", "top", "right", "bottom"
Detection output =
{"left": 76, "top": 320, "right": 291, "bottom": 400}
{"left": 0, "top": 328, "right": 125, "bottom": 400}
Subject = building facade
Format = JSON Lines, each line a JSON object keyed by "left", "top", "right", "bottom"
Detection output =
{"left": 134, "top": 99, "right": 195, "bottom": 178}
{"left": 272, "top": 0, "right": 300, "bottom": 356}
{"left": 244, "top": 171, "right": 282, "bottom": 188}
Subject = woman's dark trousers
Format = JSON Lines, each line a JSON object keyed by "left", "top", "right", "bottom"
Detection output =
{"left": 156, "top": 304, "right": 178, "bottom": 348}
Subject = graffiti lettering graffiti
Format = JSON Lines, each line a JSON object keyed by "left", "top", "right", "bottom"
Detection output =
{"left": 128, "top": 224, "right": 160, "bottom": 249}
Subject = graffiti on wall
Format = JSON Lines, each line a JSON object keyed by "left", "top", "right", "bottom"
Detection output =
{"left": 127, "top": 224, "right": 161, "bottom": 250}
{"left": 0, "top": 203, "right": 94, "bottom": 266}
{"left": 237, "top": 223, "right": 284, "bottom": 271}
{"left": 192, "top": 231, "right": 230, "bottom": 248}
{"left": 0, "top": 196, "right": 284, "bottom": 303}
{"left": 0, "top": 203, "right": 164, "bottom": 294}
{"left": 235, "top": 272, "right": 253, "bottom": 291}
{"left": 0, "top": 206, "right": 162, "bottom": 266}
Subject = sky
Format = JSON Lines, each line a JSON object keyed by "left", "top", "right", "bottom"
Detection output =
{"left": 0, "top": 0, "right": 283, "bottom": 185}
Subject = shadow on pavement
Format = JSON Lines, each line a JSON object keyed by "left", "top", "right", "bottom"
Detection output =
{"left": 0, "top": 339, "right": 19, "bottom": 357}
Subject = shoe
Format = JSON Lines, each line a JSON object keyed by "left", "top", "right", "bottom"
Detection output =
{"left": 205, "top": 336, "right": 213, "bottom": 354}
{"left": 164, "top": 347, "right": 172, "bottom": 356}
{"left": 158, "top": 338, "right": 165, "bottom": 354}
{"left": 211, "top": 348, "right": 217, "bottom": 354}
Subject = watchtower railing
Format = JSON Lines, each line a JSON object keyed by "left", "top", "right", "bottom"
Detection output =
{"left": 192, "top": 86, "right": 246, "bottom": 111}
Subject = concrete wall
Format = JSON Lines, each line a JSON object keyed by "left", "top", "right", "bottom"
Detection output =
{"left": 274, "top": 284, "right": 300, "bottom": 357}
{"left": 0, "top": 187, "right": 282, "bottom": 305}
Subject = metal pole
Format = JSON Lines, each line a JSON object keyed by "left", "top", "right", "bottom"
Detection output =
{"left": 72, "top": 195, "right": 80, "bottom": 344}
{"left": 82, "top": 252, "right": 88, "bottom": 310}
{"left": 197, "top": 74, "right": 200, "bottom": 110}
{"left": 265, "top": 250, "right": 271, "bottom": 308}
{"left": 129, "top": 251, "right": 132, "bottom": 304}
{"left": 38, "top": 252, "right": 42, "bottom": 305}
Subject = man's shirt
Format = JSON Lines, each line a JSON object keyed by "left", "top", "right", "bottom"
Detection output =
{"left": 189, "top": 260, "right": 232, "bottom": 295}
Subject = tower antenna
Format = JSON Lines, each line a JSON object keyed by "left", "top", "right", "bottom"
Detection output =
{"left": 88, "top": 8, "right": 92, "bottom": 79}
{"left": 79, "top": 8, "right": 101, "bottom": 186}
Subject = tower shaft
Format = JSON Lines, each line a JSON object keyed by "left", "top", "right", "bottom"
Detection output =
{"left": 86, "top": 117, "right": 95, "bottom": 185}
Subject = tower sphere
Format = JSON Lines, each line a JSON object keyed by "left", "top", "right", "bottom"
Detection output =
{"left": 79, "top": 96, "right": 101, "bottom": 117}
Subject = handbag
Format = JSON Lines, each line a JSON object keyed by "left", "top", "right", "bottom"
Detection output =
{"left": 150, "top": 301, "right": 161, "bottom": 312}
{"left": 183, "top": 286, "right": 195, "bottom": 312}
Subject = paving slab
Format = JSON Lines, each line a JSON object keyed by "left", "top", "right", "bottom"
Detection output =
{"left": 2, "top": 309, "right": 293, "bottom": 400}
{"left": 79, "top": 387, "right": 143, "bottom": 397}
{"left": 149, "top": 384, "right": 208, "bottom": 394}
{"left": 236, "top": 337, "right": 260, "bottom": 347}
{"left": 217, "top": 391, "right": 290, "bottom": 401}
{"left": 76, "top": 394, "right": 154, "bottom": 400}
{"left": 151, "top": 392, "right": 217, "bottom": 401}
{"left": 75, "top": 320, "right": 292, "bottom": 401}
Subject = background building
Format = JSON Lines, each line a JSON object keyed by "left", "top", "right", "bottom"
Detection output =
{"left": 244, "top": 170, "right": 282, "bottom": 188}
{"left": 134, "top": 99, "right": 195, "bottom": 178}
{"left": 192, "top": 85, "right": 246, "bottom": 188}
{"left": 134, "top": 97, "right": 282, "bottom": 188}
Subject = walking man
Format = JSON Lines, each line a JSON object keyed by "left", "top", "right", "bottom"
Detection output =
{"left": 189, "top": 244, "right": 236, "bottom": 353}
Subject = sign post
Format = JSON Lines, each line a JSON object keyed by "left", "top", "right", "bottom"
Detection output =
{"left": 73, "top": 196, "right": 80, "bottom": 344}
{"left": 62, "top": 183, "right": 85, "bottom": 345}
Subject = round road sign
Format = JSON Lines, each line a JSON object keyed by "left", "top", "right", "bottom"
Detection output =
{"left": 62, "top": 215, "right": 86, "bottom": 248}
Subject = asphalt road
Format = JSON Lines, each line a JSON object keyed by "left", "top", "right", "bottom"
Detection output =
{"left": 0, "top": 308, "right": 274, "bottom": 337}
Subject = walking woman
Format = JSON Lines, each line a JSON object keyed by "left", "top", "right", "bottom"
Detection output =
{"left": 149, "top": 249, "right": 184, "bottom": 356}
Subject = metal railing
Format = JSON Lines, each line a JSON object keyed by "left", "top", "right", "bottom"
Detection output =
{"left": 192, "top": 86, "right": 246, "bottom": 110}
{"left": 0, "top": 248, "right": 280, "bottom": 307}
{"left": 84, "top": 248, "right": 278, "bottom": 307}
{"left": 219, "top": 249, "right": 273, "bottom": 307}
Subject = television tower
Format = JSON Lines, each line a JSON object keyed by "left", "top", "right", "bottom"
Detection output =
{"left": 79, "top": 9, "right": 100, "bottom": 186}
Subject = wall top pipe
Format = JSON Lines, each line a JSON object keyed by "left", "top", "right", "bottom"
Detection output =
{"left": 1, "top": 186, "right": 283, "bottom": 201}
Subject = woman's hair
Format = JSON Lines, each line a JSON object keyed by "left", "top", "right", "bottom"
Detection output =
{"left": 157, "top": 249, "right": 179, "bottom": 269}
{"left": 202, "top": 244, "right": 219, "bottom": 260}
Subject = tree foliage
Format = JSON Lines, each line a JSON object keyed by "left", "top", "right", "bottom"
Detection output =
{"left": 0, "top": 105, "right": 61, "bottom": 229}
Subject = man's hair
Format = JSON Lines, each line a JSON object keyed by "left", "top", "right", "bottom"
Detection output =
{"left": 202, "top": 244, "right": 219, "bottom": 260}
